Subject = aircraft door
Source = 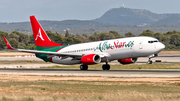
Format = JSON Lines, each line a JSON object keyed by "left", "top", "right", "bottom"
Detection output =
{"left": 139, "top": 39, "right": 143, "bottom": 49}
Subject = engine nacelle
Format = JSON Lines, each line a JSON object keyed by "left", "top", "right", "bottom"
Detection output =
{"left": 118, "top": 58, "right": 138, "bottom": 65}
{"left": 81, "top": 54, "right": 101, "bottom": 65}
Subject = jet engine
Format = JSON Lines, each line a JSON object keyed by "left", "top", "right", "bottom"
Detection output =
{"left": 81, "top": 54, "right": 101, "bottom": 65}
{"left": 118, "top": 58, "right": 138, "bottom": 64}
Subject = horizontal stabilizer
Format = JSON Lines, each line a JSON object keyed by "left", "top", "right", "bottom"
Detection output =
{"left": 3, "top": 36, "right": 82, "bottom": 57}
{"left": 3, "top": 36, "right": 16, "bottom": 50}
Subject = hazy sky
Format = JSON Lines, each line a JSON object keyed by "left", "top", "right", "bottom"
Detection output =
{"left": 0, "top": 0, "right": 180, "bottom": 22}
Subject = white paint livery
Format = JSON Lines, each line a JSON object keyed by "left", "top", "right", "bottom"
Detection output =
{"left": 51, "top": 36, "right": 165, "bottom": 66}
{"left": 35, "top": 29, "right": 44, "bottom": 41}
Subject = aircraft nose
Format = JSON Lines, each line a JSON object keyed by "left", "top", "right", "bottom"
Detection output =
{"left": 159, "top": 43, "right": 165, "bottom": 50}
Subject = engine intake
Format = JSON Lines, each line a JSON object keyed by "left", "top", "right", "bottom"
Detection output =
{"left": 81, "top": 54, "right": 101, "bottom": 65}
{"left": 118, "top": 58, "right": 138, "bottom": 65}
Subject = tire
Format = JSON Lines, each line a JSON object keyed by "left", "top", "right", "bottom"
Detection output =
{"left": 84, "top": 65, "right": 88, "bottom": 70}
{"left": 106, "top": 64, "right": 110, "bottom": 70}
{"left": 80, "top": 65, "right": 88, "bottom": 70}
{"left": 148, "top": 60, "right": 152, "bottom": 64}
{"left": 102, "top": 64, "right": 106, "bottom": 70}
{"left": 102, "top": 64, "right": 110, "bottom": 70}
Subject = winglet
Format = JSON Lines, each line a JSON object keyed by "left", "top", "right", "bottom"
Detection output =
{"left": 3, "top": 36, "right": 16, "bottom": 50}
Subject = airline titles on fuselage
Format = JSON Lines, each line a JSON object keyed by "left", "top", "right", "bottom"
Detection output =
{"left": 61, "top": 40, "right": 135, "bottom": 53}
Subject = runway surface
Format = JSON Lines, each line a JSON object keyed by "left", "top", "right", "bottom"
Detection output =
{"left": 0, "top": 55, "right": 180, "bottom": 68}
{"left": 1, "top": 68, "right": 180, "bottom": 77}
{"left": 0, "top": 54, "right": 180, "bottom": 77}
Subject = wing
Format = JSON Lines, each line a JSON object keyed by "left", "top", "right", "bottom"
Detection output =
{"left": 3, "top": 36, "right": 82, "bottom": 57}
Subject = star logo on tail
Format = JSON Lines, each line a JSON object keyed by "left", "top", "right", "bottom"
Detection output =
{"left": 35, "top": 29, "right": 44, "bottom": 41}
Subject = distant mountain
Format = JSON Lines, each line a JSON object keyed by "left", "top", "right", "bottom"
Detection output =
{"left": 151, "top": 16, "right": 180, "bottom": 26}
{"left": 0, "top": 20, "right": 114, "bottom": 34}
{"left": 94, "top": 7, "right": 167, "bottom": 25}
{"left": 38, "top": 20, "right": 112, "bottom": 28}
{"left": 1, "top": 7, "right": 180, "bottom": 35}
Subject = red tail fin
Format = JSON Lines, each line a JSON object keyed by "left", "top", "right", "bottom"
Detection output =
{"left": 30, "top": 15, "right": 63, "bottom": 47}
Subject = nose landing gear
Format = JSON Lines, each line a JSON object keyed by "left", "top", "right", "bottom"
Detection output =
{"left": 147, "top": 54, "right": 158, "bottom": 64}
{"left": 148, "top": 58, "right": 153, "bottom": 64}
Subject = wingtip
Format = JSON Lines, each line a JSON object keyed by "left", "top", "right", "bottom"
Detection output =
{"left": 3, "top": 36, "right": 16, "bottom": 50}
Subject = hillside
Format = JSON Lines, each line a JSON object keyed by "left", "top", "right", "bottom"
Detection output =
{"left": 1, "top": 7, "right": 180, "bottom": 35}
{"left": 151, "top": 16, "right": 180, "bottom": 26}
{"left": 94, "top": 7, "right": 167, "bottom": 25}
{"left": 0, "top": 20, "right": 114, "bottom": 35}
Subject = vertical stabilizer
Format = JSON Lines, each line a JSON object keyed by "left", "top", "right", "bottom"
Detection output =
{"left": 30, "top": 15, "right": 63, "bottom": 49}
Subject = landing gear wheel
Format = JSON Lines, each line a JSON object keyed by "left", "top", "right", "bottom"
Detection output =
{"left": 102, "top": 64, "right": 110, "bottom": 70}
{"left": 80, "top": 65, "right": 88, "bottom": 70}
{"left": 148, "top": 60, "right": 152, "bottom": 64}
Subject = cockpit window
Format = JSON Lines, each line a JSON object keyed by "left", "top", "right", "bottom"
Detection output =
{"left": 154, "top": 40, "right": 158, "bottom": 42}
{"left": 148, "top": 41, "right": 153, "bottom": 43}
{"left": 148, "top": 40, "right": 159, "bottom": 43}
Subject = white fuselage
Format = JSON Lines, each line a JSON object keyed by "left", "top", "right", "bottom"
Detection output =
{"left": 51, "top": 36, "right": 165, "bottom": 65}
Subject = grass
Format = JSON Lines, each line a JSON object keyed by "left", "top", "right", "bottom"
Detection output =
{"left": 0, "top": 60, "right": 47, "bottom": 64}
{"left": 0, "top": 80, "right": 180, "bottom": 101}
{"left": 41, "top": 63, "right": 180, "bottom": 69}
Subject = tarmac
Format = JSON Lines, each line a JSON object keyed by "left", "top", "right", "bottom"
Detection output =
{"left": 0, "top": 55, "right": 180, "bottom": 77}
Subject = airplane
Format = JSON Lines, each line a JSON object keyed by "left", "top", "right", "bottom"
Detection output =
{"left": 3, "top": 15, "right": 165, "bottom": 70}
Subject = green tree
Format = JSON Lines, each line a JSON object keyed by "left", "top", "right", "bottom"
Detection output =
{"left": 138, "top": 30, "right": 154, "bottom": 37}
{"left": 89, "top": 35, "right": 98, "bottom": 41}
{"left": 82, "top": 34, "right": 88, "bottom": 38}
{"left": 65, "top": 30, "right": 70, "bottom": 37}
{"left": 18, "top": 43, "right": 26, "bottom": 49}
{"left": 0, "top": 31, "right": 8, "bottom": 38}
{"left": 46, "top": 31, "right": 55, "bottom": 41}
{"left": 73, "top": 37, "right": 83, "bottom": 44}
{"left": 0, "top": 31, "right": 8, "bottom": 50}
{"left": 170, "top": 34, "right": 180, "bottom": 46}
{"left": 125, "top": 32, "right": 136, "bottom": 37}
{"left": 109, "top": 31, "right": 119, "bottom": 37}
{"left": 154, "top": 32, "right": 163, "bottom": 41}
{"left": 98, "top": 32, "right": 115, "bottom": 40}
{"left": 26, "top": 44, "right": 36, "bottom": 50}
{"left": 9, "top": 38, "right": 18, "bottom": 48}
{"left": 0, "top": 38, "right": 6, "bottom": 49}
{"left": 28, "top": 34, "right": 35, "bottom": 44}
{"left": 54, "top": 33, "right": 64, "bottom": 45}
{"left": 9, "top": 32, "right": 20, "bottom": 41}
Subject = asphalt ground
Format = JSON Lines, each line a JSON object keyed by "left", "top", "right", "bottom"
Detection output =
{"left": 0, "top": 55, "right": 180, "bottom": 77}
{"left": 0, "top": 68, "right": 180, "bottom": 77}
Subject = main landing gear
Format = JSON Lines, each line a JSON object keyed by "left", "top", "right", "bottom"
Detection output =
{"left": 80, "top": 62, "right": 111, "bottom": 70}
{"left": 80, "top": 65, "right": 88, "bottom": 70}
{"left": 102, "top": 62, "right": 110, "bottom": 70}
